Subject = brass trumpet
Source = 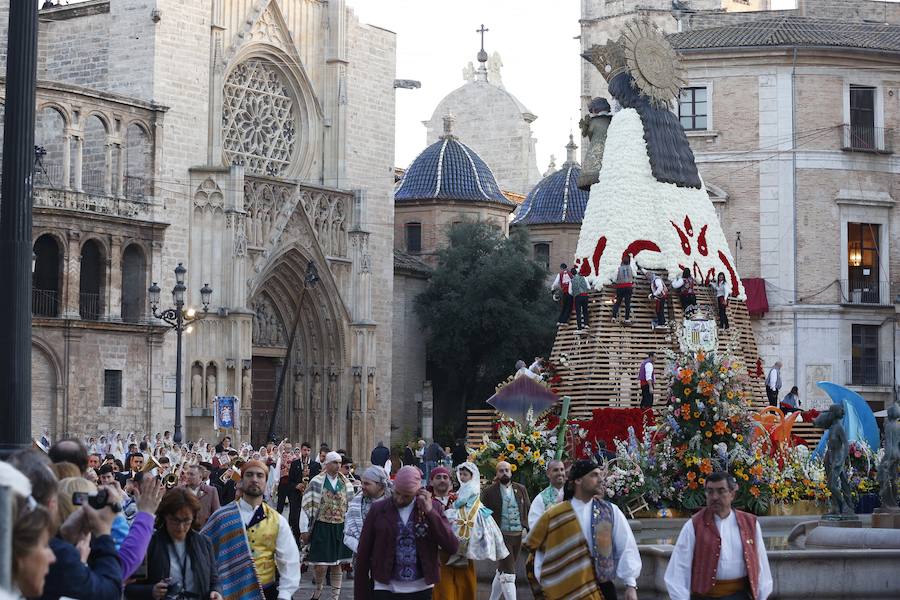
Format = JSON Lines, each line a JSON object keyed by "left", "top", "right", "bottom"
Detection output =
{"left": 142, "top": 455, "right": 163, "bottom": 474}
{"left": 162, "top": 463, "right": 182, "bottom": 489}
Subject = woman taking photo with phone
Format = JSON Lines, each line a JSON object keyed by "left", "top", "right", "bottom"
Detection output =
{"left": 125, "top": 488, "right": 221, "bottom": 600}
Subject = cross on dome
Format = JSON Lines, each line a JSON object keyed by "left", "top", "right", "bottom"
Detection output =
{"left": 476, "top": 24, "right": 489, "bottom": 64}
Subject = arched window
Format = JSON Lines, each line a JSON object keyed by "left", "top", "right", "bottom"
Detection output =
{"left": 35, "top": 107, "right": 67, "bottom": 188}
{"left": 533, "top": 242, "right": 550, "bottom": 271}
{"left": 82, "top": 115, "right": 108, "bottom": 195}
{"left": 32, "top": 234, "right": 61, "bottom": 317}
{"left": 406, "top": 222, "right": 422, "bottom": 253}
{"left": 79, "top": 239, "right": 104, "bottom": 320}
{"left": 121, "top": 244, "right": 146, "bottom": 323}
{"left": 125, "top": 123, "right": 151, "bottom": 200}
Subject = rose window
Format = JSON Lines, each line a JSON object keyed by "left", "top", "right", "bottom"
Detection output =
{"left": 223, "top": 59, "right": 297, "bottom": 176}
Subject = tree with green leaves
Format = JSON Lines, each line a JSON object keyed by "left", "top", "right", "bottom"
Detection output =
{"left": 415, "top": 222, "right": 557, "bottom": 434}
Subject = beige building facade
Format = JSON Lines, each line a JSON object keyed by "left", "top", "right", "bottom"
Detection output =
{"left": 10, "top": 0, "right": 400, "bottom": 456}
{"left": 580, "top": 0, "right": 900, "bottom": 410}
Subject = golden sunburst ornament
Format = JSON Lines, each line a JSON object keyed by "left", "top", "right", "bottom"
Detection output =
{"left": 620, "top": 19, "right": 685, "bottom": 107}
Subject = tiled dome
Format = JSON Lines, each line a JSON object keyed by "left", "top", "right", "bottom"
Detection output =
{"left": 395, "top": 115, "right": 512, "bottom": 205}
{"left": 512, "top": 136, "right": 588, "bottom": 225}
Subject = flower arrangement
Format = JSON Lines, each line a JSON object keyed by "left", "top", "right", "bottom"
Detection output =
{"left": 604, "top": 456, "right": 646, "bottom": 508}
{"left": 471, "top": 408, "right": 561, "bottom": 497}
{"left": 656, "top": 348, "right": 775, "bottom": 514}
{"left": 768, "top": 444, "right": 829, "bottom": 505}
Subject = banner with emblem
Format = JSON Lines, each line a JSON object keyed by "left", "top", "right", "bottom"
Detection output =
{"left": 214, "top": 395, "right": 239, "bottom": 431}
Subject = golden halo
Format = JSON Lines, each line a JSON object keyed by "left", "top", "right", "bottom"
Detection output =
{"left": 621, "top": 19, "right": 685, "bottom": 107}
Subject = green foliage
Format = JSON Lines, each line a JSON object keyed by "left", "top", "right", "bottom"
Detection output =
{"left": 415, "top": 222, "right": 557, "bottom": 413}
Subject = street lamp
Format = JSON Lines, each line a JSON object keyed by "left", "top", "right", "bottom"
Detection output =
{"left": 149, "top": 262, "right": 212, "bottom": 443}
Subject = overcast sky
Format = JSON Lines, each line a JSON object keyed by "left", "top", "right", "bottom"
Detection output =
{"left": 347, "top": 0, "right": 583, "bottom": 172}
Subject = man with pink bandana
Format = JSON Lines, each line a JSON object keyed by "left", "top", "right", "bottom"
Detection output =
{"left": 354, "top": 466, "right": 458, "bottom": 599}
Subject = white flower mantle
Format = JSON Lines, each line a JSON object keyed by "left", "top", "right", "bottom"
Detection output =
{"left": 574, "top": 108, "right": 745, "bottom": 300}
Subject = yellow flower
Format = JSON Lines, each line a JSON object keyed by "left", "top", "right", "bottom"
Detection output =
{"left": 705, "top": 431, "right": 712, "bottom": 438}
{"left": 497, "top": 453, "right": 506, "bottom": 462}
{"left": 538, "top": 459, "right": 545, "bottom": 466}
{"left": 685, "top": 388, "right": 693, "bottom": 396}
{"left": 532, "top": 451, "right": 541, "bottom": 460}
{"left": 531, "top": 431, "right": 540, "bottom": 439}
{"left": 506, "top": 443, "right": 515, "bottom": 452}
{"left": 736, "top": 435, "right": 744, "bottom": 442}
{"left": 510, "top": 464, "right": 518, "bottom": 472}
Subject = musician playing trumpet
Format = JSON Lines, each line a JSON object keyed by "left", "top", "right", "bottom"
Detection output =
{"left": 287, "top": 442, "right": 320, "bottom": 538}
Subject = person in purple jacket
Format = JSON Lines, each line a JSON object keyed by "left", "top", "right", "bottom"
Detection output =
{"left": 354, "top": 466, "right": 459, "bottom": 599}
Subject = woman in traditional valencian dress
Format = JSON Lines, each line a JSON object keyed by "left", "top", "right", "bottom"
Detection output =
{"left": 445, "top": 463, "right": 508, "bottom": 564}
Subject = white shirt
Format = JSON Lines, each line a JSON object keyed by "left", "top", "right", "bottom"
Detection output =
{"left": 373, "top": 501, "right": 433, "bottom": 594}
{"left": 236, "top": 499, "right": 301, "bottom": 600}
{"left": 766, "top": 368, "right": 780, "bottom": 390}
{"left": 644, "top": 362, "right": 654, "bottom": 383}
{"left": 664, "top": 510, "right": 773, "bottom": 600}
{"left": 534, "top": 499, "right": 641, "bottom": 588}
{"left": 527, "top": 487, "right": 563, "bottom": 529}
{"left": 551, "top": 271, "right": 571, "bottom": 292}
{"left": 651, "top": 277, "right": 667, "bottom": 298}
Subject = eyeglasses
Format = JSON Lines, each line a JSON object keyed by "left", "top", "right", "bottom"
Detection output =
{"left": 166, "top": 515, "right": 194, "bottom": 526}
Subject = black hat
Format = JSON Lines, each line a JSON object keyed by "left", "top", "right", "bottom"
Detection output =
{"left": 560, "top": 263, "right": 568, "bottom": 269}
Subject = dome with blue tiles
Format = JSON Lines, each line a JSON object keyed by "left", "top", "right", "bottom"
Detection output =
{"left": 512, "top": 135, "right": 589, "bottom": 226}
{"left": 395, "top": 115, "right": 513, "bottom": 205}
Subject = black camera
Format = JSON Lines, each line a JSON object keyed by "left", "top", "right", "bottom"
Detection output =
{"left": 164, "top": 580, "right": 183, "bottom": 600}
{"left": 71, "top": 489, "right": 121, "bottom": 512}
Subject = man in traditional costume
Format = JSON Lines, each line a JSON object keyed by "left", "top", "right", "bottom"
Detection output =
{"left": 343, "top": 465, "right": 391, "bottom": 554}
{"left": 300, "top": 450, "right": 355, "bottom": 600}
{"left": 524, "top": 460, "right": 641, "bottom": 600}
{"left": 201, "top": 460, "right": 300, "bottom": 600}
{"left": 664, "top": 472, "right": 772, "bottom": 600}
{"left": 354, "top": 466, "right": 459, "bottom": 599}
{"left": 527, "top": 460, "right": 566, "bottom": 529}
{"left": 481, "top": 461, "right": 531, "bottom": 600}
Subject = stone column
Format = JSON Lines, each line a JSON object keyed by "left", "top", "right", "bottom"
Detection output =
{"left": 62, "top": 132, "right": 71, "bottom": 189}
{"left": 421, "top": 381, "right": 434, "bottom": 442}
{"left": 116, "top": 144, "right": 125, "bottom": 199}
{"left": 72, "top": 136, "right": 83, "bottom": 192}
{"left": 108, "top": 236, "right": 123, "bottom": 320}
{"left": 104, "top": 143, "right": 113, "bottom": 196}
{"left": 63, "top": 231, "right": 81, "bottom": 318}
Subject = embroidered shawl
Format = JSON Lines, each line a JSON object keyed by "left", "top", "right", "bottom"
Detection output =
{"left": 301, "top": 472, "right": 355, "bottom": 528}
{"left": 201, "top": 502, "right": 264, "bottom": 600}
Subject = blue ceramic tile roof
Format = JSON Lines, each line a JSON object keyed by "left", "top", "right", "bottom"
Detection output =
{"left": 395, "top": 136, "right": 513, "bottom": 205}
{"left": 511, "top": 160, "right": 588, "bottom": 225}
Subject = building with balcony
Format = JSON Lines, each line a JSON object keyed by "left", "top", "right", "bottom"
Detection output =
{"left": 2, "top": 0, "right": 401, "bottom": 455}
{"left": 580, "top": 0, "right": 900, "bottom": 411}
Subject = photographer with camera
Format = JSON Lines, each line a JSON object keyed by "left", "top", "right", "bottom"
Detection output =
{"left": 125, "top": 488, "right": 222, "bottom": 600}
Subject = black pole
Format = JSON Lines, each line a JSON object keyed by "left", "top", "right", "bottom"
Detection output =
{"left": 174, "top": 304, "right": 183, "bottom": 444}
{"left": 267, "top": 285, "right": 308, "bottom": 442}
{"left": 0, "top": 1, "right": 38, "bottom": 456}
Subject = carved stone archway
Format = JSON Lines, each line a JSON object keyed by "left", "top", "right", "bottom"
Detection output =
{"left": 249, "top": 245, "right": 349, "bottom": 449}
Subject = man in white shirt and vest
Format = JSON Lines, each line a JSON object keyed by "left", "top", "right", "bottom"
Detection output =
{"left": 765, "top": 362, "right": 782, "bottom": 407}
{"left": 638, "top": 352, "right": 655, "bottom": 409}
{"left": 527, "top": 460, "right": 566, "bottom": 529}
{"left": 664, "top": 472, "right": 772, "bottom": 600}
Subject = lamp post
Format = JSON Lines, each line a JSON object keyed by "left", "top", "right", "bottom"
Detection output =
{"left": 149, "top": 263, "right": 212, "bottom": 444}
{"left": 267, "top": 261, "right": 319, "bottom": 442}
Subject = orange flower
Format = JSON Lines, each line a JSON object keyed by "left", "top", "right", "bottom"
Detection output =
{"left": 697, "top": 351, "right": 706, "bottom": 362}
{"left": 750, "top": 464, "right": 764, "bottom": 477}
{"left": 700, "top": 460, "right": 713, "bottom": 475}
{"left": 705, "top": 431, "right": 712, "bottom": 438}
{"left": 679, "top": 369, "right": 694, "bottom": 385}
{"left": 700, "top": 421, "right": 707, "bottom": 428}
{"left": 714, "top": 421, "right": 727, "bottom": 435}
{"left": 688, "top": 480, "right": 698, "bottom": 490}
{"left": 750, "top": 486, "right": 760, "bottom": 497}
{"left": 686, "top": 471, "right": 697, "bottom": 481}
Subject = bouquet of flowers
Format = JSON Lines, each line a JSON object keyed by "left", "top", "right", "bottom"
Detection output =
{"left": 471, "top": 408, "right": 560, "bottom": 497}
{"left": 603, "top": 455, "right": 646, "bottom": 509}
{"left": 847, "top": 441, "right": 879, "bottom": 498}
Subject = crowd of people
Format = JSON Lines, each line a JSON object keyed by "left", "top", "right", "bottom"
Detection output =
{"left": 4, "top": 431, "right": 774, "bottom": 600}
{"left": 550, "top": 256, "right": 734, "bottom": 332}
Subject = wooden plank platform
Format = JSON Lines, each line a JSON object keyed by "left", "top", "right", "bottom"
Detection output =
{"left": 467, "top": 275, "right": 822, "bottom": 448}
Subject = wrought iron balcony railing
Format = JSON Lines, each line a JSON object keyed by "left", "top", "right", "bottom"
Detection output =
{"left": 844, "top": 359, "right": 894, "bottom": 387}
{"left": 841, "top": 124, "right": 893, "bottom": 153}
